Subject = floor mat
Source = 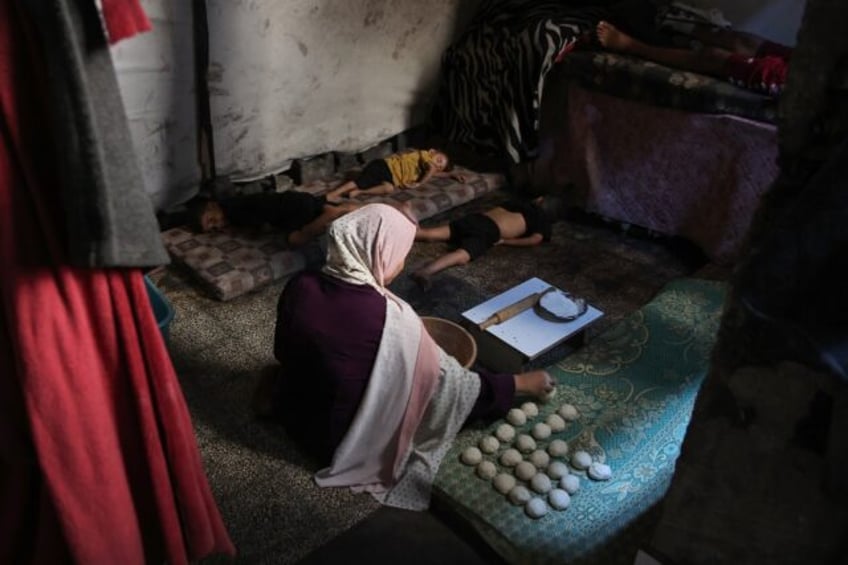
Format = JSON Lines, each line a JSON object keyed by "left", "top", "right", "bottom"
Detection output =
{"left": 433, "top": 278, "right": 726, "bottom": 565}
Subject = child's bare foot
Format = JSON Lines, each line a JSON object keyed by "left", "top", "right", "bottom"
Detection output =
{"left": 596, "top": 21, "right": 635, "bottom": 53}
{"left": 514, "top": 370, "right": 555, "bottom": 399}
{"left": 410, "top": 271, "right": 433, "bottom": 291}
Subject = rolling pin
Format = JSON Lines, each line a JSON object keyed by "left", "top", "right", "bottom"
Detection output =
{"left": 478, "top": 287, "right": 553, "bottom": 330}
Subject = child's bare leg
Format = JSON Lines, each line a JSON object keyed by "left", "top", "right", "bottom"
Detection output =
{"left": 327, "top": 180, "right": 357, "bottom": 201}
{"left": 514, "top": 370, "right": 555, "bottom": 399}
{"left": 411, "top": 249, "right": 471, "bottom": 289}
{"left": 350, "top": 182, "right": 395, "bottom": 198}
{"left": 287, "top": 203, "right": 359, "bottom": 247}
{"left": 415, "top": 224, "right": 451, "bottom": 242}
{"left": 597, "top": 20, "right": 729, "bottom": 77}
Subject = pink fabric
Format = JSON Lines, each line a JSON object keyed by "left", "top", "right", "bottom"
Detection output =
{"left": 547, "top": 83, "right": 779, "bottom": 264}
{"left": 0, "top": 2, "right": 234, "bottom": 562}
{"left": 316, "top": 204, "right": 442, "bottom": 492}
{"left": 390, "top": 330, "right": 441, "bottom": 478}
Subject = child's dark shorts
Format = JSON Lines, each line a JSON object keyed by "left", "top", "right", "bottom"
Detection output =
{"left": 355, "top": 159, "right": 393, "bottom": 189}
{"left": 448, "top": 213, "right": 500, "bottom": 260}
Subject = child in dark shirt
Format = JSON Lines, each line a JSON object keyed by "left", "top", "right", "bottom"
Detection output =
{"left": 187, "top": 191, "right": 360, "bottom": 247}
{"left": 411, "top": 196, "right": 562, "bottom": 289}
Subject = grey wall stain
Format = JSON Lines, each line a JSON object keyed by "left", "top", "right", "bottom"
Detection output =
{"left": 207, "top": 62, "right": 224, "bottom": 83}
{"left": 297, "top": 40, "right": 308, "bottom": 56}
{"left": 392, "top": 27, "right": 416, "bottom": 61}
{"left": 363, "top": 8, "right": 385, "bottom": 27}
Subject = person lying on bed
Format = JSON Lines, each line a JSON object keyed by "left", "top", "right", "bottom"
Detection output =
{"left": 187, "top": 191, "right": 360, "bottom": 247}
{"left": 411, "top": 196, "right": 564, "bottom": 290}
{"left": 594, "top": 18, "right": 792, "bottom": 96}
{"left": 326, "top": 147, "right": 467, "bottom": 199}
{"left": 265, "top": 203, "right": 554, "bottom": 509}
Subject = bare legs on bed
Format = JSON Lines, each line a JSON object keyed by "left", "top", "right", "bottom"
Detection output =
{"left": 596, "top": 20, "right": 730, "bottom": 77}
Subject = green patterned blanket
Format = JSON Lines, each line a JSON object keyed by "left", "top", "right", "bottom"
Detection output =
{"left": 433, "top": 278, "right": 726, "bottom": 564}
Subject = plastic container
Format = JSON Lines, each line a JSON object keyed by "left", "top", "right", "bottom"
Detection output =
{"left": 144, "top": 275, "right": 175, "bottom": 344}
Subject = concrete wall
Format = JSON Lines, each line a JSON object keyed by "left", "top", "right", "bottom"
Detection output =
{"left": 206, "top": 0, "right": 479, "bottom": 181}
{"left": 112, "top": 1, "right": 198, "bottom": 210}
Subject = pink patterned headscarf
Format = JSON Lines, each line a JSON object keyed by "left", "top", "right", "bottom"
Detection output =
{"left": 316, "top": 203, "right": 443, "bottom": 494}
{"left": 322, "top": 203, "right": 416, "bottom": 292}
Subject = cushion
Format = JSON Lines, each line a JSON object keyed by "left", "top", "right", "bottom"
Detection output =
{"left": 433, "top": 278, "right": 726, "bottom": 564}
{"left": 162, "top": 168, "right": 505, "bottom": 300}
{"left": 555, "top": 50, "right": 778, "bottom": 124}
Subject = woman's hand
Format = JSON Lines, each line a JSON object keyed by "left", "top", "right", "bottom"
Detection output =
{"left": 514, "top": 370, "right": 555, "bottom": 399}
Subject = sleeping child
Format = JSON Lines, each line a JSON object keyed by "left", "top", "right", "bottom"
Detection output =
{"left": 411, "top": 196, "right": 564, "bottom": 289}
{"left": 327, "top": 148, "right": 467, "bottom": 199}
{"left": 187, "top": 191, "right": 360, "bottom": 247}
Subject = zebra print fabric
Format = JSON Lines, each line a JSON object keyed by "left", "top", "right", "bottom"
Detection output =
{"left": 432, "top": 0, "right": 613, "bottom": 164}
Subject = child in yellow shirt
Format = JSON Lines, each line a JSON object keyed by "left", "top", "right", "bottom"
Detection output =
{"left": 328, "top": 148, "right": 466, "bottom": 199}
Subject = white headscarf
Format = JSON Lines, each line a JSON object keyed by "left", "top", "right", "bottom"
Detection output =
{"left": 315, "top": 204, "right": 480, "bottom": 509}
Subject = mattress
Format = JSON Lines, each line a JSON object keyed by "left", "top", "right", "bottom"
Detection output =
{"left": 161, "top": 169, "right": 505, "bottom": 301}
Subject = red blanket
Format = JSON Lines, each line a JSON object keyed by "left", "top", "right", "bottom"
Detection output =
{"left": 0, "top": 1, "right": 234, "bottom": 562}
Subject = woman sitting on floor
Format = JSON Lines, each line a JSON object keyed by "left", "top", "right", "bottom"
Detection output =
{"left": 266, "top": 203, "right": 554, "bottom": 509}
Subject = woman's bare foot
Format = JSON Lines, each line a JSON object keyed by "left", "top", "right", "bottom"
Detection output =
{"left": 596, "top": 21, "right": 636, "bottom": 53}
{"left": 514, "top": 370, "right": 555, "bottom": 399}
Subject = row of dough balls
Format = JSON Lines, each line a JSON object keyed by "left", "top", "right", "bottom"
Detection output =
{"left": 460, "top": 400, "right": 612, "bottom": 519}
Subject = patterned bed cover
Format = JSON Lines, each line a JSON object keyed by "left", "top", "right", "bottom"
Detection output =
{"left": 433, "top": 278, "right": 726, "bottom": 564}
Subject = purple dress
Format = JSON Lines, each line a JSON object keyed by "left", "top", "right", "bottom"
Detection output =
{"left": 273, "top": 270, "right": 515, "bottom": 464}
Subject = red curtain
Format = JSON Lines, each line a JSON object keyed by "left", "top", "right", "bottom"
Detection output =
{"left": 0, "top": 1, "right": 235, "bottom": 562}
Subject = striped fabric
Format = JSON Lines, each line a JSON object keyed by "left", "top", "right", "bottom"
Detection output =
{"left": 432, "top": 0, "right": 610, "bottom": 163}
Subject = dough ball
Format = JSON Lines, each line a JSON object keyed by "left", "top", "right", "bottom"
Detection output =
{"left": 515, "top": 434, "right": 537, "bottom": 453}
{"left": 461, "top": 446, "right": 483, "bottom": 466}
{"left": 495, "top": 423, "right": 516, "bottom": 442}
{"left": 506, "top": 408, "right": 527, "bottom": 426}
{"left": 571, "top": 450, "right": 592, "bottom": 470}
{"left": 525, "top": 497, "right": 549, "bottom": 519}
{"left": 558, "top": 403, "right": 579, "bottom": 421}
{"left": 476, "top": 460, "right": 498, "bottom": 480}
{"left": 547, "top": 461, "right": 569, "bottom": 480}
{"left": 588, "top": 462, "right": 612, "bottom": 481}
{"left": 548, "top": 439, "right": 569, "bottom": 458}
{"left": 530, "top": 472, "right": 553, "bottom": 494}
{"left": 520, "top": 401, "right": 539, "bottom": 418}
{"left": 531, "top": 422, "right": 552, "bottom": 440}
{"left": 541, "top": 386, "right": 557, "bottom": 403}
{"left": 493, "top": 473, "right": 517, "bottom": 494}
{"left": 545, "top": 413, "right": 566, "bottom": 432}
{"left": 529, "top": 449, "right": 550, "bottom": 469}
{"left": 515, "top": 461, "right": 537, "bottom": 481}
{"left": 508, "top": 485, "right": 532, "bottom": 506}
{"left": 548, "top": 489, "right": 571, "bottom": 511}
{"left": 560, "top": 474, "right": 580, "bottom": 494}
{"left": 478, "top": 435, "right": 500, "bottom": 454}
{"left": 499, "top": 448, "right": 522, "bottom": 467}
